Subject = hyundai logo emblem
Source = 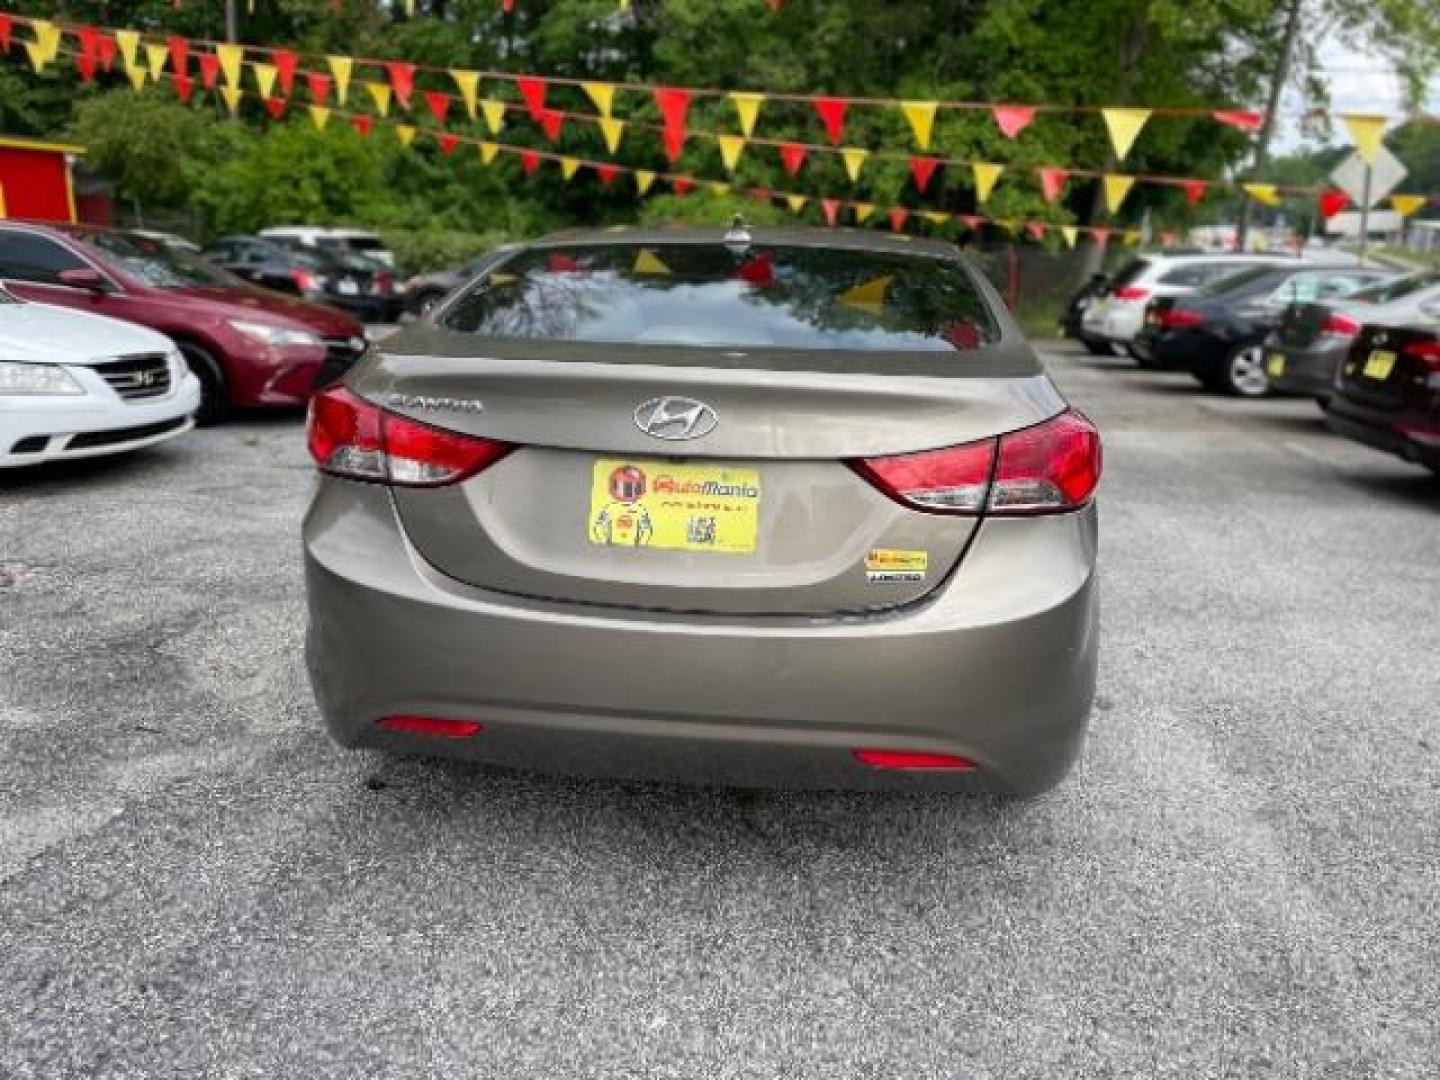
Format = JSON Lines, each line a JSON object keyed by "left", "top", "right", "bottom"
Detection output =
{"left": 634, "top": 396, "right": 719, "bottom": 440}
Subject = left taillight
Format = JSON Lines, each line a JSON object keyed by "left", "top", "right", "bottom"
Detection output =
{"left": 306, "top": 386, "right": 513, "bottom": 487}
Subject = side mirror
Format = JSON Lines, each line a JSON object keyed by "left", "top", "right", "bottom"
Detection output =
{"left": 57, "top": 267, "right": 109, "bottom": 292}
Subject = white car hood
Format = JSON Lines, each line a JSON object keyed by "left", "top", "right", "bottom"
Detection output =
{"left": 0, "top": 301, "right": 173, "bottom": 365}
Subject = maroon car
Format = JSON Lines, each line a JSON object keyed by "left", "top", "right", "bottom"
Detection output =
{"left": 0, "top": 222, "right": 367, "bottom": 422}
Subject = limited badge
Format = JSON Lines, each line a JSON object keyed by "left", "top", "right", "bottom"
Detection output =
{"left": 865, "top": 548, "right": 928, "bottom": 583}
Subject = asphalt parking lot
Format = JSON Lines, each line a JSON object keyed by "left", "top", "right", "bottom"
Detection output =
{"left": 3, "top": 342, "right": 1438, "bottom": 1079}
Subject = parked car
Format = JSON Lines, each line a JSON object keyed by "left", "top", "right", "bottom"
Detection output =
{"left": 401, "top": 247, "right": 517, "bottom": 318}
{"left": 0, "top": 284, "right": 199, "bottom": 467}
{"left": 0, "top": 222, "right": 367, "bottom": 424}
{"left": 258, "top": 226, "right": 395, "bottom": 268}
{"left": 303, "top": 225, "right": 1103, "bottom": 795}
{"left": 1134, "top": 264, "right": 1392, "bottom": 396}
{"left": 205, "top": 235, "right": 402, "bottom": 324}
{"left": 131, "top": 229, "right": 202, "bottom": 254}
{"left": 1060, "top": 272, "right": 1110, "bottom": 343}
{"left": 1080, "top": 253, "right": 1293, "bottom": 359}
{"left": 1267, "top": 271, "right": 1440, "bottom": 405}
{"left": 1326, "top": 321, "right": 1440, "bottom": 475}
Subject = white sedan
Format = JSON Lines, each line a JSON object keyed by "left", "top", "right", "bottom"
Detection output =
{"left": 1, "top": 288, "right": 200, "bottom": 467}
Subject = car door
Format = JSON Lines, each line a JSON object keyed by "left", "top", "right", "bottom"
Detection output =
{"left": 0, "top": 230, "right": 114, "bottom": 316}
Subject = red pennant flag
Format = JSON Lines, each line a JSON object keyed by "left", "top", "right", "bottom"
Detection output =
{"left": 993, "top": 105, "right": 1036, "bottom": 139}
{"left": 425, "top": 91, "right": 450, "bottom": 124}
{"left": 76, "top": 52, "right": 99, "bottom": 83}
{"left": 77, "top": 26, "right": 101, "bottom": 61}
{"left": 538, "top": 109, "right": 565, "bottom": 142}
{"left": 167, "top": 36, "right": 190, "bottom": 77}
{"left": 813, "top": 97, "right": 848, "bottom": 145}
{"left": 306, "top": 72, "right": 332, "bottom": 105}
{"left": 672, "top": 176, "right": 696, "bottom": 195}
{"left": 1318, "top": 188, "right": 1350, "bottom": 219}
{"left": 0, "top": 15, "right": 10, "bottom": 52}
{"left": 779, "top": 143, "right": 808, "bottom": 176}
{"left": 889, "top": 207, "right": 910, "bottom": 232}
{"left": 597, "top": 164, "right": 618, "bottom": 186}
{"left": 908, "top": 156, "right": 941, "bottom": 193}
{"left": 264, "top": 97, "right": 287, "bottom": 120}
{"left": 1090, "top": 227, "right": 1112, "bottom": 247}
{"left": 516, "top": 76, "right": 547, "bottom": 120}
{"left": 1213, "top": 109, "right": 1264, "bottom": 132}
{"left": 438, "top": 133, "right": 460, "bottom": 155}
{"left": 386, "top": 62, "right": 417, "bottom": 111}
{"left": 200, "top": 53, "right": 222, "bottom": 90}
{"left": 959, "top": 214, "right": 984, "bottom": 231}
{"left": 548, "top": 254, "right": 580, "bottom": 272}
{"left": 1183, "top": 179, "right": 1207, "bottom": 206}
{"left": 738, "top": 253, "right": 775, "bottom": 286}
{"left": 97, "top": 34, "right": 117, "bottom": 72}
{"left": 173, "top": 74, "right": 195, "bottom": 104}
{"left": 503, "top": 0, "right": 516, "bottom": 11}
{"left": 520, "top": 149, "right": 541, "bottom": 176}
{"left": 748, "top": 187, "right": 772, "bottom": 203}
{"left": 654, "top": 87, "right": 692, "bottom": 162}
{"left": 821, "top": 198, "right": 840, "bottom": 226}
{"left": 1038, "top": 167, "right": 1069, "bottom": 203}
{"left": 1025, "top": 221, "right": 1046, "bottom": 241}
{"left": 1160, "top": 229, "right": 1180, "bottom": 246}
{"left": 272, "top": 49, "right": 298, "bottom": 97}
{"left": 351, "top": 114, "right": 373, "bottom": 136}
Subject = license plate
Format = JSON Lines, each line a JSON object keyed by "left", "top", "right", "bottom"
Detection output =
{"left": 337, "top": 279, "right": 359, "bottom": 296}
{"left": 588, "top": 459, "right": 760, "bottom": 553}
{"left": 1266, "top": 352, "right": 1286, "bottom": 377}
{"left": 1362, "top": 349, "right": 1397, "bottom": 380}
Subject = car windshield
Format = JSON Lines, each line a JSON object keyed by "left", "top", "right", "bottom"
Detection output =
{"left": 81, "top": 231, "right": 237, "bottom": 288}
{"left": 1350, "top": 271, "right": 1440, "bottom": 304}
{"left": 439, "top": 243, "right": 1000, "bottom": 352}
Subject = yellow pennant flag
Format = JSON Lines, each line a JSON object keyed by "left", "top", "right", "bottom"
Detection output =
{"left": 395, "top": 124, "right": 417, "bottom": 146}
{"left": 972, "top": 162, "right": 1004, "bottom": 204}
{"left": 717, "top": 135, "right": 746, "bottom": 172}
{"left": 560, "top": 157, "right": 581, "bottom": 180}
{"left": 1101, "top": 108, "right": 1151, "bottom": 161}
{"left": 841, "top": 147, "right": 869, "bottom": 183}
{"left": 480, "top": 99, "right": 506, "bottom": 135}
{"left": 1122, "top": 229, "right": 1142, "bottom": 246}
{"left": 1391, "top": 194, "right": 1428, "bottom": 217}
{"left": 404, "top": 0, "right": 416, "bottom": 14}
{"left": 583, "top": 81, "right": 617, "bottom": 117}
{"left": 839, "top": 275, "right": 893, "bottom": 315}
{"left": 221, "top": 84, "right": 243, "bottom": 116}
{"left": 216, "top": 44, "right": 244, "bottom": 89}
{"left": 1102, "top": 174, "right": 1135, "bottom": 214}
{"left": 478, "top": 141, "right": 500, "bottom": 165}
{"left": 853, "top": 202, "right": 876, "bottom": 225}
{"left": 327, "top": 56, "right": 353, "bottom": 105}
{"left": 901, "top": 101, "right": 939, "bottom": 150}
{"left": 309, "top": 105, "right": 331, "bottom": 131}
{"left": 786, "top": 194, "right": 808, "bottom": 214}
{"left": 634, "top": 170, "right": 657, "bottom": 196}
{"left": 1060, "top": 226, "right": 1078, "bottom": 249}
{"left": 921, "top": 211, "right": 950, "bottom": 227}
{"left": 145, "top": 42, "right": 169, "bottom": 81}
{"left": 31, "top": 20, "right": 62, "bottom": 64}
{"left": 729, "top": 93, "right": 765, "bottom": 138}
{"left": 116, "top": 30, "right": 142, "bottom": 74}
{"left": 1243, "top": 182, "right": 1281, "bottom": 207}
{"left": 598, "top": 117, "right": 625, "bottom": 154}
{"left": 1340, "top": 114, "right": 1387, "bottom": 165}
{"left": 709, "top": 182, "right": 731, "bottom": 197}
{"left": 365, "top": 81, "right": 393, "bottom": 117}
{"left": 450, "top": 70, "right": 481, "bottom": 120}
{"left": 252, "top": 62, "right": 278, "bottom": 101}
{"left": 24, "top": 41, "right": 51, "bottom": 74}
{"left": 125, "top": 63, "right": 148, "bottom": 91}
{"left": 634, "top": 249, "right": 671, "bottom": 275}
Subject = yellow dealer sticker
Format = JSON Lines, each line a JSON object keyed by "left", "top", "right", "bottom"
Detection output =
{"left": 865, "top": 548, "right": 929, "bottom": 583}
{"left": 589, "top": 459, "right": 760, "bottom": 554}
{"left": 1363, "top": 349, "right": 1397, "bottom": 381}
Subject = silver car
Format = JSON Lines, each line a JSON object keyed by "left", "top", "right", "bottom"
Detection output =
{"left": 302, "top": 226, "right": 1102, "bottom": 794}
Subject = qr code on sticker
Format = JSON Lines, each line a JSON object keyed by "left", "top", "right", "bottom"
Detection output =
{"left": 686, "top": 516, "right": 718, "bottom": 545}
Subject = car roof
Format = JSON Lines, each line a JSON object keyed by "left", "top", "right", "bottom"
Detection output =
{"left": 518, "top": 225, "right": 962, "bottom": 259}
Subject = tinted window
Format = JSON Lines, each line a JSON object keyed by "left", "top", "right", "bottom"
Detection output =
{"left": 341, "top": 236, "right": 386, "bottom": 253}
{"left": 0, "top": 231, "right": 87, "bottom": 284}
{"left": 1111, "top": 259, "right": 1151, "bottom": 289}
{"left": 1351, "top": 271, "right": 1440, "bottom": 304}
{"left": 77, "top": 231, "right": 237, "bottom": 287}
{"left": 1199, "top": 264, "right": 1278, "bottom": 296}
{"left": 1158, "top": 263, "right": 1214, "bottom": 286}
{"left": 440, "top": 244, "right": 1000, "bottom": 352}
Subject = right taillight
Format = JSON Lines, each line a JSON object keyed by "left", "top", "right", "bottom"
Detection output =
{"left": 306, "top": 386, "right": 513, "bottom": 487}
{"left": 1402, "top": 337, "right": 1440, "bottom": 370}
{"left": 1113, "top": 286, "right": 1150, "bottom": 301}
{"left": 853, "top": 410, "right": 1101, "bottom": 516}
{"left": 291, "top": 268, "right": 320, "bottom": 292}
{"left": 1159, "top": 307, "right": 1204, "bottom": 328}
{"left": 1320, "top": 313, "right": 1361, "bottom": 338}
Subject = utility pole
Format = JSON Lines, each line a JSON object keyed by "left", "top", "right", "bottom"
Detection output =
{"left": 1237, "top": 0, "right": 1304, "bottom": 251}
{"left": 224, "top": 0, "right": 238, "bottom": 44}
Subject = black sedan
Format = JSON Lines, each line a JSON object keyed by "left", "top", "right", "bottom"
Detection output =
{"left": 204, "top": 236, "right": 402, "bottom": 323}
{"left": 400, "top": 245, "right": 516, "bottom": 318}
{"left": 1135, "top": 264, "right": 1391, "bottom": 396}
{"left": 1326, "top": 322, "right": 1440, "bottom": 475}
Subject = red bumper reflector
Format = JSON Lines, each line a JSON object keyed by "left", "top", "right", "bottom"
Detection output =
{"left": 378, "top": 715, "right": 483, "bottom": 739}
{"left": 852, "top": 749, "right": 977, "bottom": 771}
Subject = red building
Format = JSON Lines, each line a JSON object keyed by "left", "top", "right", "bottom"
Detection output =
{"left": 0, "top": 135, "right": 83, "bottom": 223}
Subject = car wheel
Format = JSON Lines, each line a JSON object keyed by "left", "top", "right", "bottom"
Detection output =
{"left": 413, "top": 290, "right": 446, "bottom": 318}
{"left": 178, "top": 341, "right": 229, "bottom": 425}
{"left": 1219, "top": 342, "right": 1271, "bottom": 398}
{"left": 1082, "top": 337, "right": 1114, "bottom": 357}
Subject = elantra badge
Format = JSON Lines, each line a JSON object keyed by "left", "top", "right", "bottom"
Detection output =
{"left": 387, "top": 394, "right": 484, "bottom": 414}
{"left": 634, "top": 396, "right": 718, "bottom": 440}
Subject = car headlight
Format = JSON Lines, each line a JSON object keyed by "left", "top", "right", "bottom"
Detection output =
{"left": 228, "top": 319, "right": 323, "bottom": 348}
{"left": 0, "top": 361, "right": 85, "bottom": 396}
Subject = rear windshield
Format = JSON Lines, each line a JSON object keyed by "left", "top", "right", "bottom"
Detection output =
{"left": 1351, "top": 271, "right": 1440, "bottom": 304}
{"left": 1199, "top": 264, "right": 1278, "bottom": 295}
{"left": 1110, "top": 259, "right": 1150, "bottom": 289}
{"left": 438, "top": 244, "right": 1000, "bottom": 352}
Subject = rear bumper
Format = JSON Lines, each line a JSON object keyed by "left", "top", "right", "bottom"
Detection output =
{"left": 1326, "top": 397, "right": 1440, "bottom": 471}
{"left": 1150, "top": 327, "right": 1224, "bottom": 373}
{"left": 1267, "top": 343, "right": 1344, "bottom": 398}
{"left": 303, "top": 482, "right": 1099, "bottom": 795}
